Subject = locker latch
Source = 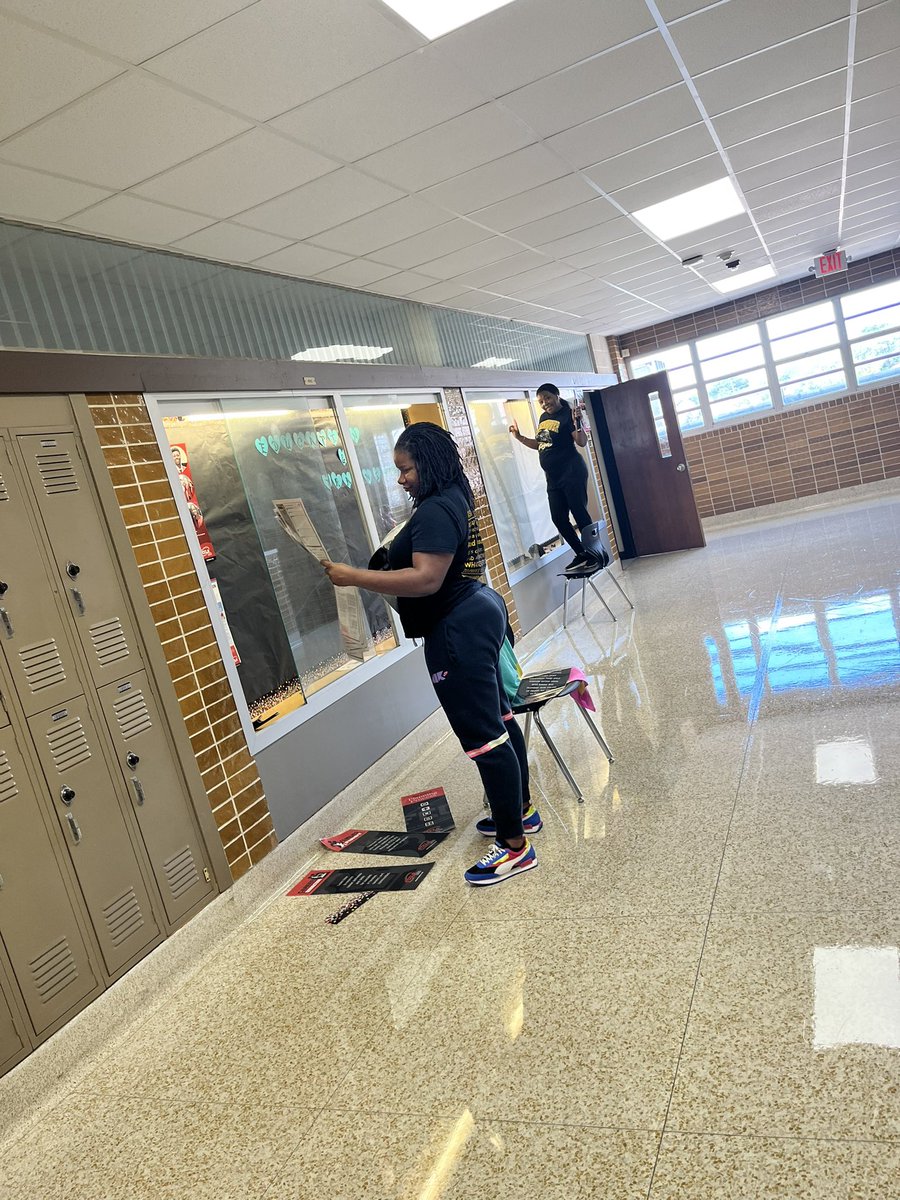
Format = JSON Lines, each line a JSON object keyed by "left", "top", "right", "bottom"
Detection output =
{"left": 130, "top": 776, "right": 146, "bottom": 806}
{"left": 0, "top": 607, "right": 11, "bottom": 639}
{"left": 66, "top": 813, "right": 82, "bottom": 844}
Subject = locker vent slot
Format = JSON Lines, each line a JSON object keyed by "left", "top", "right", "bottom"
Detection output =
{"left": 46, "top": 715, "right": 92, "bottom": 773}
{"left": 36, "top": 451, "right": 79, "bottom": 496}
{"left": 20, "top": 637, "right": 67, "bottom": 694}
{"left": 0, "top": 472, "right": 8, "bottom": 502}
{"left": 164, "top": 846, "right": 200, "bottom": 900}
{"left": 113, "top": 689, "right": 152, "bottom": 740}
{"left": 31, "top": 938, "right": 78, "bottom": 1004}
{"left": 0, "top": 751, "right": 18, "bottom": 804}
{"left": 103, "top": 887, "right": 145, "bottom": 947}
{"left": 89, "top": 618, "right": 131, "bottom": 667}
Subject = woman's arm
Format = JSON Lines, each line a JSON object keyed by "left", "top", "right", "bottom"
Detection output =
{"left": 572, "top": 405, "right": 589, "bottom": 448}
{"left": 322, "top": 551, "right": 453, "bottom": 597}
{"left": 509, "top": 419, "right": 539, "bottom": 450}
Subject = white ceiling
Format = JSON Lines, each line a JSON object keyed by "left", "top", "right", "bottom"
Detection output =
{"left": 0, "top": 0, "right": 897, "bottom": 337}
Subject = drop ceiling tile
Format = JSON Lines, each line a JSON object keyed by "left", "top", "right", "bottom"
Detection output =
{"left": 311, "top": 197, "right": 449, "bottom": 256}
{"left": 452, "top": 252, "right": 555, "bottom": 289}
{"left": 0, "top": 165, "right": 112, "bottom": 223}
{"left": 842, "top": 187, "right": 898, "bottom": 217}
{"left": 850, "top": 85, "right": 900, "bottom": 131}
{"left": 0, "top": 75, "right": 250, "bottom": 189}
{"left": 503, "top": 33, "right": 682, "bottom": 138}
{"left": 236, "top": 170, "right": 404, "bottom": 240}
{"left": 0, "top": 0, "right": 254, "bottom": 62}
{"left": 376, "top": 273, "right": 447, "bottom": 298}
{"left": 714, "top": 73, "right": 847, "bottom": 148}
{"left": 132, "top": 129, "right": 337, "bottom": 219}
{"left": 438, "top": 0, "right": 656, "bottom": 97}
{"left": 744, "top": 162, "right": 844, "bottom": 208}
{"left": 847, "top": 118, "right": 900, "bottom": 155}
{"left": 271, "top": 43, "right": 490, "bottom": 162}
{"left": 735, "top": 138, "right": 844, "bottom": 191}
{"left": 670, "top": 0, "right": 849, "bottom": 75}
{"left": 758, "top": 196, "right": 841, "bottom": 232}
{"left": 727, "top": 110, "right": 846, "bottom": 171}
{"left": 855, "top": 0, "right": 900, "bottom": 61}
{"left": 170, "top": 222, "right": 292, "bottom": 262}
{"left": 587, "top": 125, "right": 717, "bottom": 194}
{"left": 469, "top": 176, "right": 598, "bottom": 234}
{"left": 540, "top": 224, "right": 643, "bottom": 260}
{"left": 420, "top": 144, "right": 570, "bottom": 214}
{"left": 65, "top": 195, "right": 213, "bottom": 244}
{"left": 510, "top": 198, "right": 621, "bottom": 248}
{"left": 251, "top": 243, "right": 352, "bottom": 277}
{"left": 844, "top": 156, "right": 900, "bottom": 196}
{"left": 610, "top": 156, "right": 723, "bottom": 211}
{"left": 546, "top": 85, "right": 701, "bottom": 168}
{"left": 564, "top": 233, "right": 658, "bottom": 269}
{"left": 478, "top": 261, "right": 576, "bottom": 293}
{"left": 694, "top": 23, "right": 850, "bottom": 116}
{"left": 413, "top": 237, "right": 524, "bottom": 280}
{"left": 0, "top": 14, "right": 124, "bottom": 142}
{"left": 372, "top": 220, "right": 493, "bottom": 270}
{"left": 666, "top": 214, "right": 757, "bottom": 257}
{"left": 852, "top": 48, "right": 900, "bottom": 99}
{"left": 356, "top": 104, "right": 536, "bottom": 192}
{"left": 314, "top": 260, "right": 398, "bottom": 288}
{"left": 145, "top": 0, "right": 420, "bottom": 120}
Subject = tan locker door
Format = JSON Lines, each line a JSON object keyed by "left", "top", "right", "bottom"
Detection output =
{"left": 0, "top": 716, "right": 98, "bottom": 1033}
{"left": 0, "top": 436, "right": 82, "bottom": 715}
{"left": 17, "top": 433, "right": 142, "bottom": 688}
{"left": 0, "top": 964, "right": 26, "bottom": 1076}
{"left": 97, "top": 672, "right": 214, "bottom": 925}
{"left": 28, "top": 698, "right": 159, "bottom": 977}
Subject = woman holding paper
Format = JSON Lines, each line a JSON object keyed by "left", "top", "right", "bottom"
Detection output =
{"left": 321, "top": 422, "right": 540, "bottom": 888}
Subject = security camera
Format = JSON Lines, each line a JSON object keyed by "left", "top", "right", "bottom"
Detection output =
{"left": 725, "top": 258, "right": 741, "bottom": 270}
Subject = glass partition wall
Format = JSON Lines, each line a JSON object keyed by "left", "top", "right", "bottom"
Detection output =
{"left": 154, "top": 391, "right": 444, "bottom": 736}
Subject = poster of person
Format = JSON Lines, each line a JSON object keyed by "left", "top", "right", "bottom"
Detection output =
{"left": 171, "top": 443, "right": 216, "bottom": 561}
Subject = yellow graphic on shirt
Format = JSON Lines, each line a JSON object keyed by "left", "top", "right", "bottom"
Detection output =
{"left": 537, "top": 417, "right": 560, "bottom": 453}
{"left": 462, "top": 507, "right": 487, "bottom": 580}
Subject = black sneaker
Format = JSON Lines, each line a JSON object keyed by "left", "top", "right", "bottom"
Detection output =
{"left": 564, "top": 555, "right": 591, "bottom": 573}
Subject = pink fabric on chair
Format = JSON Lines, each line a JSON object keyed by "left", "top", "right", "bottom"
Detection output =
{"left": 567, "top": 667, "right": 596, "bottom": 711}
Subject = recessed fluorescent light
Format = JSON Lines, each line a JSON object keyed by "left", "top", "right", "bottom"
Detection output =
{"left": 473, "top": 356, "right": 516, "bottom": 367}
{"left": 380, "top": 0, "right": 517, "bottom": 39}
{"left": 632, "top": 177, "right": 745, "bottom": 242}
{"left": 293, "top": 345, "right": 393, "bottom": 362}
{"left": 711, "top": 265, "right": 777, "bottom": 294}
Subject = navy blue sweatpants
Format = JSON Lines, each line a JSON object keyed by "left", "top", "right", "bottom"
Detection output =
{"left": 423, "top": 586, "right": 530, "bottom": 844}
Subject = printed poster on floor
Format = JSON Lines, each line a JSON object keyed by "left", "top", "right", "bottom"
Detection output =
{"left": 320, "top": 828, "right": 448, "bottom": 857}
{"left": 288, "top": 863, "right": 434, "bottom": 895}
{"left": 401, "top": 788, "right": 455, "bottom": 834}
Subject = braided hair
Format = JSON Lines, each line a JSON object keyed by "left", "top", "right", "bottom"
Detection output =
{"left": 394, "top": 422, "right": 474, "bottom": 509}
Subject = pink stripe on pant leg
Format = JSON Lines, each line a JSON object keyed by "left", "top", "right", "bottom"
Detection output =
{"left": 465, "top": 731, "right": 511, "bottom": 759}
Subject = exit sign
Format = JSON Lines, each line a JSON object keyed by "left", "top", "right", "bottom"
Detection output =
{"left": 814, "top": 250, "right": 847, "bottom": 278}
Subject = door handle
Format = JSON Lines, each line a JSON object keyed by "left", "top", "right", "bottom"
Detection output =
{"left": 0, "top": 607, "right": 12, "bottom": 639}
{"left": 66, "top": 812, "right": 82, "bottom": 844}
{"left": 676, "top": 463, "right": 686, "bottom": 472}
{"left": 131, "top": 776, "right": 146, "bottom": 806}
{"left": 70, "top": 588, "right": 85, "bottom": 614}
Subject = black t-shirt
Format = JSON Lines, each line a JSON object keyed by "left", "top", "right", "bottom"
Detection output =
{"left": 537, "top": 403, "right": 580, "bottom": 480}
{"left": 387, "top": 484, "right": 485, "bottom": 637}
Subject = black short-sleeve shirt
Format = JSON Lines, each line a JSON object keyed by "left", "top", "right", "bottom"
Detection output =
{"left": 387, "top": 484, "right": 484, "bottom": 637}
{"left": 537, "top": 403, "right": 580, "bottom": 480}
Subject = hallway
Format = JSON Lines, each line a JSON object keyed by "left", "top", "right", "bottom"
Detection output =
{"left": 1, "top": 487, "right": 898, "bottom": 1198}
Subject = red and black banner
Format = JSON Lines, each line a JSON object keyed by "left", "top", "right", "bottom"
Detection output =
{"left": 401, "top": 788, "right": 454, "bottom": 834}
{"left": 288, "top": 863, "right": 434, "bottom": 896}
{"left": 320, "top": 828, "right": 447, "bottom": 857}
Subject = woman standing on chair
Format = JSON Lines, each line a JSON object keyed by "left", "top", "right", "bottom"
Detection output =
{"left": 509, "top": 383, "right": 598, "bottom": 573}
{"left": 321, "top": 422, "right": 541, "bottom": 888}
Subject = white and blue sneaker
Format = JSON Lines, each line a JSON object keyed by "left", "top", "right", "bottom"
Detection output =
{"left": 464, "top": 838, "right": 538, "bottom": 886}
{"left": 476, "top": 805, "right": 543, "bottom": 838}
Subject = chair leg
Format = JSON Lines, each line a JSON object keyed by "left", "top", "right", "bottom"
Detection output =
{"left": 608, "top": 569, "right": 634, "bottom": 609}
{"left": 562, "top": 578, "right": 570, "bottom": 629}
{"left": 576, "top": 704, "right": 614, "bottom": 763}
{"left": 533, "top": 709, "right": 584, "bottom": 803}
{"left": 580, "top": 577, "right": 587, "bottom": 617}
{"left": 522, "top": 710, "right": 533, "bottom": 749}
{"left": 588, "top": 577, "right": 617, "bottom": 622}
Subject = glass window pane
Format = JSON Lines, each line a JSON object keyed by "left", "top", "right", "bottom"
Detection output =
{"left": 840, "top": 278, "right": 900, "bottom": 319}
{"left": 673, "top": 388, "right": 700, "bottom": 412}
{"left": 648, "top": 391, "right": 672, "bottom": 458}
{"left": 776, "top": 348, "right": 844, "bottom": 384}
{"left": 854, "top": 352, "right": 900, "bottom": 385}
{"left": 631, "top": 344, "right": 692, "bottom": 375}
{"left": 766, "top": 301, "right": 835, "bottom": 339}
{"left": 781, "top": 371, "right": 846, "bottom": 404}
{"left": 697, "top": 325, "right": 760, "bottom": 360}
{"left": 851, "top": 331, "right": 900, "bottom": 364}
{"left": 769, "top": 324, "right": 839, "bottom": 361}
{"left": 668, "top": 363, "right": 697, "bottom": 389}
{"left": 710, "top": 390, "right": 773, "bottom": 421}
{"left": 678, "top": 409, "right": 705, "bottom": 431}
{"left": 700, "top": 345, "right": 765, "bottom": 380}
{"left": 844, "top": 303, "right": 900, "bottom": 341}
{"left": 707, "top": 367, "right": 769, "bottom": 402}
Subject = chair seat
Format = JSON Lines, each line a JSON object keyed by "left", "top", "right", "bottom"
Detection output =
{"left": 511, "top": 669, "right": 581, "bottom": 713}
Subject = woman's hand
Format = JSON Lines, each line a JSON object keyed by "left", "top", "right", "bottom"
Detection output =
{"left": 509, "top": 419, "right": 520, "bottom": 438}
{"left": 321, "top": 560, "right": 357, "bottom": 587}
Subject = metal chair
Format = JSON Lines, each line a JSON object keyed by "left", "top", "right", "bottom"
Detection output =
{"left": 511, "top": 668, "right": 613, "bottom": 803}
{"left": 559, "top": 559, "right": 634, "bottom": 628}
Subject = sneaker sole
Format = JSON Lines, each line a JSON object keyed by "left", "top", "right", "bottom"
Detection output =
{"left": 465, "top": 858, "right": 539, "bottom": 886}
{"left": 477, "top": 820, "right": 543, "bottom": 837}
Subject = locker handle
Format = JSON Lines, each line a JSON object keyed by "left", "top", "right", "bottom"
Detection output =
{"left": 131, "top": 776, "right": 146, "bottom": 806}
{"left": 66, "top": 813, "right": 82, "bottom": 844}
{"left": 70, "top": 588, "right": 85, "bottom": 615}
{"left": 0, "top": 607, "right": 11, "bottom": 639}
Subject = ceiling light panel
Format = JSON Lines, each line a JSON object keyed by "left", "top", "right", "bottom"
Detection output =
{"left": 711, "top": 265, "right": 777, "bottom": 293}
{"left": 632, "top": 177, "right": 745, "bottom": 241}
{"left": 380, "top": 0, "right": 517, "bottom": 40}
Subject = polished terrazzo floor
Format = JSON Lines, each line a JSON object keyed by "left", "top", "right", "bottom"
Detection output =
{"left": 1, "top": 490, "right": 898, "bottom": 1198}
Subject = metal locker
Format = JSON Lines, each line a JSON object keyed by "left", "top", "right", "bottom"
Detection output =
{"left": 0, "top": 713, "right": 98, "bottom": 1033}
{"left": 0, "top": 962, "right": 26, "bottom": 1076}
{"left": 97, "top": 672, "right": 214, "bottom": 926}
{"left": 0, "top": 437, "right": 82, "bottom": 715}
{"left": 16, "top": 432, "right": 142, "bottom": 689}
{"left": 27, "top": 697, "right": 160, "bottom": 978}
